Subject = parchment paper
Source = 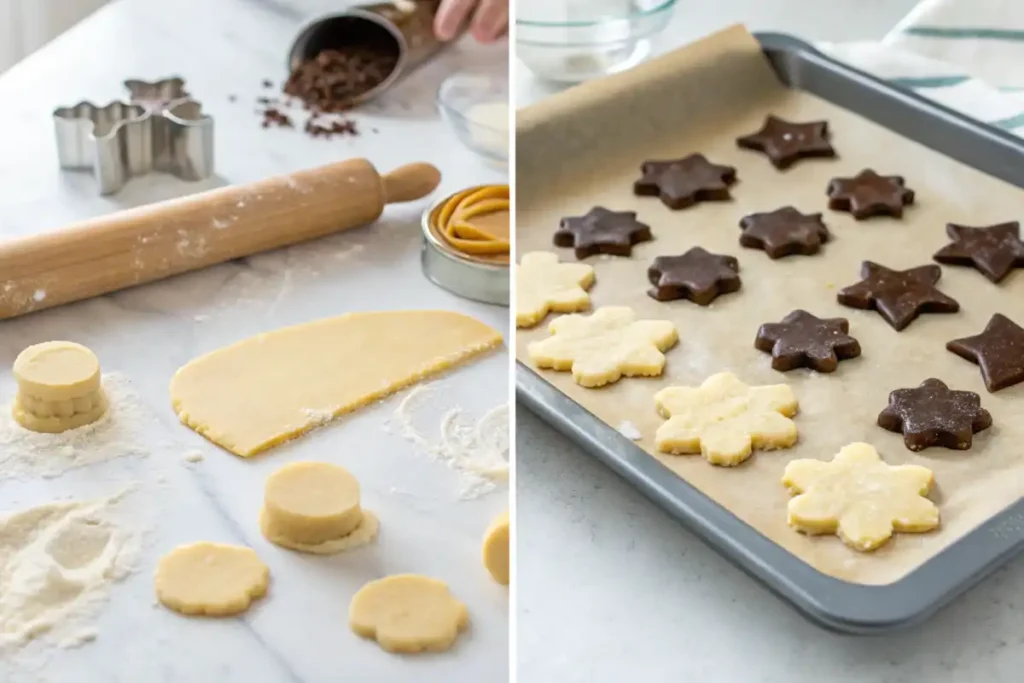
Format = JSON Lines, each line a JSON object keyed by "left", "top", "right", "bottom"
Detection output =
{"left": 515, "top": 25, "right": 1024, "bottom": 585}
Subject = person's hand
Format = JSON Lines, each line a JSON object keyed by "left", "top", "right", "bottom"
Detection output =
{"left": 434, "top": 0, "right": 508, "bottom": 44}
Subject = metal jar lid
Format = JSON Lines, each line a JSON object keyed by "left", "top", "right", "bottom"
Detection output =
{"left": 421, "top": 188, "right": 509, "bottom": 306}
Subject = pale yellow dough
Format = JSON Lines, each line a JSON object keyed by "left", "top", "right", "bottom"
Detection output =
{"left": 259, "top": 461, "right": 378, "bottom": 554}
{"left": 481, "top": 511, "right": 510, "bottom": 585}
{"left": 516, "top": 251, "right": 595, "bottom": 328}
{"left": 783, "top": 442, "right": 939, "bottom": 552}
{"left": 654, "top": 372, "right": 798, "bottom": 466}
{"left": 527, "top": 306, "right": 677, "bottom": 387}
{"left": 12, "top": 341, "right": 107, "bottom": 433}
{"left": 169, "top": 311, "right": 502, "bottom": 456}
{"left": 349, "top": 574, "right": 469, "bottom": 653}
{"left": 154, "top": 542, "right": 269, "bottom": 616}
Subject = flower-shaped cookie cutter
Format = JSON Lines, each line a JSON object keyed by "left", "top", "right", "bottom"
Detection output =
{"left": 53, "top": 77, "right": 214, "bottom": 195}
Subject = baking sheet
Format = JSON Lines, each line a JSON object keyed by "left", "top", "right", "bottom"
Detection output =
{"left": 516, "top": 25, "right": 1024, "bottom": 585}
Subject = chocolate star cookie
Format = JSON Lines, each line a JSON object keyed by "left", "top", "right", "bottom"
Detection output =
{"left": 736, "top": 116, "right": 836, "bottom": 169}
{"left": 947, "top": 313, "right": 1024, "bottom": 392}
{"left": 555, "top": 207, "right": 652, "bottom": 259}
{"left": 877, "top": 378, "right": 992, "bottom": 451}
{"left": 837, "top": 261, "right": 959, "bottom": 331}
{"left": 827, "top": 170, "right": 915, "bottom": 219}
{"left": 634, "top": 154, "right": 737, "bottom": 210}
{"left": 933, "top": 222, "right": 1024, "bottom": 283}
{"left": 647, "top": 247, "right": 740, "bottom": 305}
{"left": 739, "top": 207, "right": 830, "bottom": 259}
{"left": 754, "top": 310, "right": 860, "bottom": 373}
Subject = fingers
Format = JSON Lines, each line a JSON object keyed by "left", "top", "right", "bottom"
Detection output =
{"left": 434, "top": 0, "right": 476, "bottom": 42}
{"left": 470, "top": 0, "right": 509, "bottom": 43}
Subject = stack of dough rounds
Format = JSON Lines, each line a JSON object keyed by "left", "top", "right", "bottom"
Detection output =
{"left": 259, "top": 461, "right": 379, "bottom": 554}
{"left": 12, "top": 341, "right": 107, "bottom": 433}
{"left": 435, "top": 184, "right": 510, "bottom": 256}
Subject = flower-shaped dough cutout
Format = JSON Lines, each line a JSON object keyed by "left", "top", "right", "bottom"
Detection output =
{"left": 516, "top": 252, "right": 595, "bottom": 328}
{"left": 654, "top": 372, "right": 798, "bottom": 466}
{"left": 527, "top": 306, "right": 678, "bottom": 387}
{"left": 154, "top": 542, "right": 270, "bottom": 616}
{"left": 782, "top": 442, "right": 939, "bottom": 552}
{"left": 349, "top": 574, "right": 469, "bottom": 653}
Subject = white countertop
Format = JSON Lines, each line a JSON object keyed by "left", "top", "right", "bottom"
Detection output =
{"left": 0, "top": 0, "right": 508, "bottom": 681}
{"left": 516, "top": 2, "right": 1024, "bottom": 682}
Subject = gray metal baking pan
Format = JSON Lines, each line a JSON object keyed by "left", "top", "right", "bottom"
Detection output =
{"left": 516, "top": 32, "right": 1024, "bottom": 635}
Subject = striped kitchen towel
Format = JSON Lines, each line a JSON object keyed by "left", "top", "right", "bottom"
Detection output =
{"left": 820, "top": 0, "right": 1024, "bottom": 134}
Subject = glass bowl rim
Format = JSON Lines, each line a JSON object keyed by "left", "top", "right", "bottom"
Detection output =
{"left": 436, "top": 66, "right": 509, "bottom": 139}
{"left": 516, "top": 0, "right": 677, "bottom": 28}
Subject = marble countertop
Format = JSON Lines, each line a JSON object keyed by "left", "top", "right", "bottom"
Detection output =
{"left": 516, "top": 2, "right": 1024, "bottom": 682}
{"left": 0, "top": 0, "right": 508, "bottom": 681}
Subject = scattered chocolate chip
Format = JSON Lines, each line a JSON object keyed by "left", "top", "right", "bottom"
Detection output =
{"left": 739, "top": 207, "right": 830, "bottom": 259}
{"left": 827, "top": 170, "right": 915, "bottom": 219}
{"left": 554, "top": 208, "right": 652, "bottom": 259}
{"left": 933, "top": 221, "right": 1024, "bottom": 283}
{"left": 262, "top": 79, "right": 274, "bottom": 88}
{"left": 647, "top": 247, "right": 740, "bottom": 305}
{"left": 228, "top": 94, "right": 238, "bottom": 103}
{"left": 947, "top": 313, "right": 1024, "bottom": 392}
{"left": 837, "top": 261, "right": 959, "bottom": 331}
{"left": 261, "top": 107, "right": 293, "bottom": 129}
{"left": 877, "top": 378, "right": 991, "bottom": 451}
{"left": 634, "top": 154, "right": 737, "bottom": 210}
{"left": 754, "top": 310, "right": 860, "bottom": 372}
{"left": 736, "top": 116, "right": 835, "bottom": 169}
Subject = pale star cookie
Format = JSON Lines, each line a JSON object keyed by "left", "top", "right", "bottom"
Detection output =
{"left": 516, "top": 251, "right": 595, "bottom": 328}
{"left": 654, "top": 371, "right": 798, "bottom": 466}
{"left": 527, "top": 306, "right": 678, "bottom": 387}
{"left": 782, "top": 442, "right": 939, "bottom": 552}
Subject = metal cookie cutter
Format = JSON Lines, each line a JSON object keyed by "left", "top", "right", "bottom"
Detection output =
{"left": 53, "top": 77, "right": 214, "bottom": 195}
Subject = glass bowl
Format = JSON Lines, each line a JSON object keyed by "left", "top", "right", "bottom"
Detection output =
{"left": 437, "top": 64, "right": 509, "bottom": 166}
{"left": 516, "top": 0, "right": 677, "bottom": 83}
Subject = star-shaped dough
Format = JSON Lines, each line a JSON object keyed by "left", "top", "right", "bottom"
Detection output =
{"left": 554, "top": 207, "right": 652, "bottom": 259}
{"left": 647, "top": 247, "right": 741, "bottom": 305}
{"left": 826, "top": 170, "right": 915, "bottom": 219}
{"left": 736, "top": 116, "right": 836, "bottom": 169}
{"left": 528, "top": 306, "right": 678, "bottom": 388}
{"left": 754, "top": 310, "right": 860, "bottom": 373}
{"left": 654, "top": 371, "right": 798, "bottom": 466}
{"left": 933, "top": 222, "right": 1024, "bottom": 283}
{"left": 877, "top": 378, "right": 991, "bottom": 451}
{"left": 837, "top": 261, "right": 959, "bottom": 331}
{"left": 947, "top": 313, "right": 1024, "bottom": 392}
{"left": 739, "top": 206, "right": 830, "bottom": 259}
{"left": 516, "top": 252, "right": 595, "bottom": 328}
{"left": 782, "top": 442, "right": 939, "bottom": 552}
{"left": 633, "top": 154, "right": 737, "bottom": 210}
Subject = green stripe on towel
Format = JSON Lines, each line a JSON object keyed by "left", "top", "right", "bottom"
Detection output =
{"left": 889, "top": 75, "right": 970, "bottom": 88}
{"left": 989, "top": 112, "right": 1024, "bottom": 130}
{"left": 903, "top": 27, "right": 1024, "bottom": 41}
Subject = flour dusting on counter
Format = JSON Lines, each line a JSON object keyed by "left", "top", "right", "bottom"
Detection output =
{"left": 391, "top": 385, "right": 508, "bottom": 499}
{"left": 616, "top": 421, "right": 642, "bottom": 440}
{"left": 0, "top": 374, "right": 150, "bottom": 481}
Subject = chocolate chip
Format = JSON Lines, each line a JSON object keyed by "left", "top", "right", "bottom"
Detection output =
{"left": 554, "top": 208, "right": 652, "bottom": 259}
{"left": 755, "top": 310, "right": 860, "bottom": 372}
{"left": 634, "top": 154, "right": 737, "bottom": 210}
{"left": 739, "top": 207, "right": 830, "bottom": 259}
{"left": 827, "top": 170, "right": 914, "bottom": 219}
{"left": 933, "top": 222, "right": 1024, "bottom": 283}
{"left": 736, "top": 116, "right": 835, "bottom": 169}
{"left": 261, "top": 79, "right": 274, "bottom": 88}
{"left": 647, "top": 247, "right": 740, "bottom": 305}
{"left": 284, "top": 46, "right": 398, "bottom": 114}
{"left": 947, "top": 313, "right": 1024, "bottom": 392}
{"left": 877, "top": 378, "right": 991, "bottom": 451}
{"left": 837, "top": 261, "right": 959, "bottom": 331}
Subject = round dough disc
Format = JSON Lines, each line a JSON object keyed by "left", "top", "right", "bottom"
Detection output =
{"left": 260, "top": 509, "right": 379, "bottom": 555}
{"left": 482, "top": 510, "right": 510, "bottom": 585}
{"left": 349, "top": 574, "right": 469, "bottom": 653}
{"left": 154, "top": 542, "right": 269, "bottom": 616}
{"left": 13, "top": 341, "right": 101, "bottom": 400}
{"left": 263, "top": 461, "right": 363, "bottom": 545}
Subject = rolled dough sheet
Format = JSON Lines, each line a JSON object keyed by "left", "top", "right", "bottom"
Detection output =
{"left": 170, "top": 311, "right": 502, "bottom": 456}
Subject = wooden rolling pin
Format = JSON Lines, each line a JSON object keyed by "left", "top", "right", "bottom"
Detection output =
{"left": 0, "top": 159, "right": 441, "bottom": 319}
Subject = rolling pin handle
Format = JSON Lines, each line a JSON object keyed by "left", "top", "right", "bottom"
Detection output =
{"left": 381, "top": 162, "right": 442, "bottom": 204}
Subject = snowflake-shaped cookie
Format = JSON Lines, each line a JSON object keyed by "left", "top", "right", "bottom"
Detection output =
{"left": 516, "top": 252, "right": 595, "bottom": 328}
{"left": 782, "top": 442, "right": 938, "bottom": 552}
{"left": 654, "top": 371, "right": 798, "bottom": 466}
{"left": 527, "top": 306, "right": 678, "bottom": 387}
